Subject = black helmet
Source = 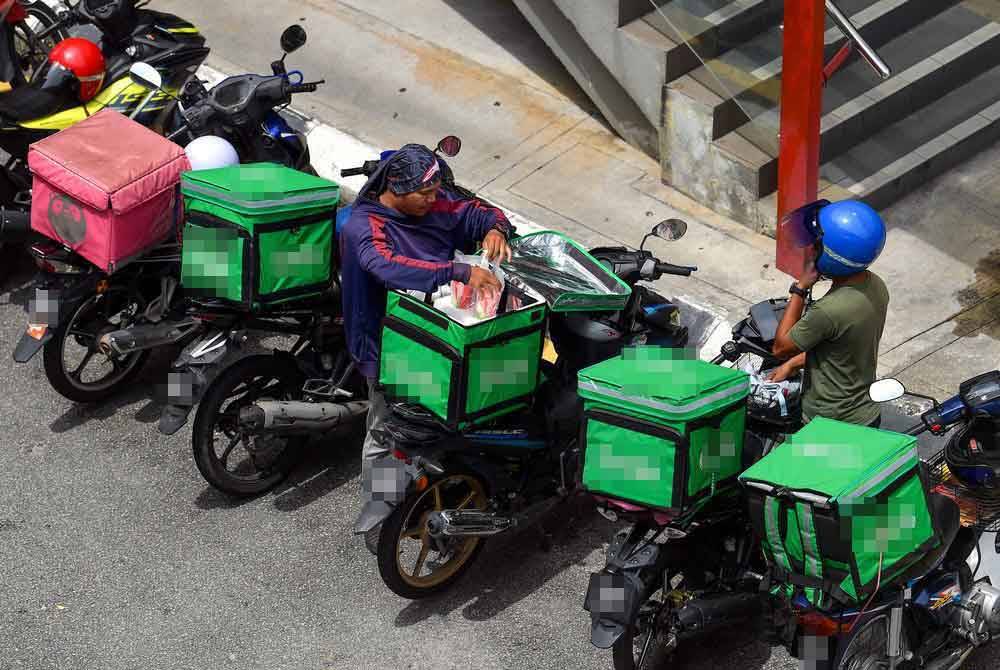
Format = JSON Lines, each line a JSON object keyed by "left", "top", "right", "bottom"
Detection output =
{"left": 80, "top": 0, "right": 137, "bottom": 45}
{"left": 944, "top": 413, "right": 1000, "bottom": 496}
{"left": 382, "top": 402, "right": 452, "bottom": 445}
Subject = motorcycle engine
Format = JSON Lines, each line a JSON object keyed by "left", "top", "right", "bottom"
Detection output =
{"left": 952, "top": 582, "right": 1000, "bottom": 645}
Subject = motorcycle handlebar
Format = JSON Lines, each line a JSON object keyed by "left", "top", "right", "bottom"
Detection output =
{"left": 340, "top": 167, "right": 367, "bottom": 178}
{"left": 656, "top": 262, "right": 697, "bottom": 277}
{"left": 286, "top": 81, "right": 323, "bottom": 95}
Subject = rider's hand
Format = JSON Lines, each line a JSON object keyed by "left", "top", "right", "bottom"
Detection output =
{"left": 482, "top": 230, "right": 512, "bottom": 263}
{"left": 467, "top": 266, "right": 502, "bottom": 294}
{"left": 797, "top": 247, "right": 821, "bottom": 290}
{"left": 767, "top": 362, "right": 794, "bottom": 383}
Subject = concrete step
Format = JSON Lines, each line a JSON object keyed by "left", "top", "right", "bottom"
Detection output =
{"left": 820, "top": 63, "right": 1000, "bottom": 209}
{"left": 732, "top": 5, "right": 1000, "bottom": 200}
{"left": 683, "top": 0, "right": 964, "bottom": 143}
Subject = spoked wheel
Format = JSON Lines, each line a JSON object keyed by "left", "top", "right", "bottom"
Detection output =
{"left": 835, "top": 614, "right": 890, "bottom": 670}
{"left": 612, "top": 593, "right": 675, "bottom": 670}
{"left": 42, "top": 288, "right": 149, "bottom": 403}
{"left": 13, "top": 3, "right": 68, "bottom": 84}
{"left": 191, "top": 355, "right": 307, "bottom": 497}
{"left": 377, "top": 471, "right": 488, "bottom": 599}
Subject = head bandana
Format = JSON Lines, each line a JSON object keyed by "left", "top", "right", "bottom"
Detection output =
{"left": 384, "top": 144, "right": 441, "bottom": 195}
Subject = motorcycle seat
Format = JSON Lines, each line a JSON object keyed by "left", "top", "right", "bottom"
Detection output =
{"left": 893, "top": 492, "right": 961, "bottom": 585}
{"left": 0, "top": 86, "right": 67, "bottom": 122}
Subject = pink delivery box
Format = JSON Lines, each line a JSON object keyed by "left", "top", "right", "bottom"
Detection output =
{"left": 28, "top": 109, "right": 191, "bottom": 273}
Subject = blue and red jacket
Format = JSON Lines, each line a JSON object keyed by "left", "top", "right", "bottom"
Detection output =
{"left": 339, "top": 192, "right": 510, "bottom": 380}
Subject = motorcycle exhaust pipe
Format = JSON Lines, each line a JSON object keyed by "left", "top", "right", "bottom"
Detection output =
{"left": 675, "top": 592, "right": 763, "bottom": 640}
{"left": 923, "top": 645, "right": 974, "bottom": 670}
{"left": 98, "top": 318, "right": 202, "bottom": 356}
{"left": 0, "top": 208, "right": 31, "bottom": 242}
{"left": 425, "top": 510, "right": 515, "bottom": 537}
{"left": 238, "top": 399, "right": 369, "bottom": 434}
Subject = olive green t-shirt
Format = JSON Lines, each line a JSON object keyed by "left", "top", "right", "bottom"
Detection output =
{"left": 789, "top": 272, "right": 889, "bottom": 425}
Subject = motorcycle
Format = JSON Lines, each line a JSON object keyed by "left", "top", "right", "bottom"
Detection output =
{"left": 166, "top": 136, "right": 505, "bottom": 497}
{"left": 769, "top": 372, "right": 1000, "bottom": 670}
{"left": 0, "top": 0, "right": 207, "bottom": 242}
{"left": 11, "top": 26, "right": 320, "bottom": 403}
{"left": 583, "top": 295, "right": 803, "bottom": 670}
{"left": 353, "top": 221, "right": 696, "bottom": 600}
{"left": 0, "top": 1, "right": 68, "bottom": 88}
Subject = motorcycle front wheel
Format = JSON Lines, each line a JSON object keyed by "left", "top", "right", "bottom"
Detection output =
{"left": 42, "top": 288, "right": 149, "bottom": 403}
{"left": 14, "top": 3, "right": 69, "bottom": 83}
{"left": 377, "top": 471, "right": 488, "bottom": 599}
{"left": 191, "top": 354, "right": 307, "bottom": 497}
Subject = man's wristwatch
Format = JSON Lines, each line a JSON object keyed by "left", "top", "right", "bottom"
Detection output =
{"left": 789, "top": 282, "right": 809, "bottom": 298}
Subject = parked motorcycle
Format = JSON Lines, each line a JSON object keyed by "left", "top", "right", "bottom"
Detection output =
{"left": 0, "top": 1, "right": 68, "bottom": 87}
{"left": 168, "top": 136, "right": 506, "bottom": 497}
{"left": 767, "top": 372, "right": 1000, "bottom": 670}
{"left": 0, "top": 0, "right": 207, "bottom": 242}
{"left": 353, "top": 222, "right": 696, "bottom": 600}
{"left": 12, "top": 26, "right": 320, "bottom": 403}
{"left": 583, "top": 295, "right": 803, "bottom": 670}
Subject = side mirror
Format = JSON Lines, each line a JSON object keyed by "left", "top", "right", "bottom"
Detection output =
{"left": 128, "top": 62, "right": 162, "bottom": 91}
{"left": 281, "top": 25, "right": 307, "bottom": 54}
{"left": 869, "top": 378, "right": 906, "bottom": 403}
{"left": 653, "top": 219, "right": 688, "bottom": 242}
{"left": 436, "top": 135, "right": 462, "bottom": 157}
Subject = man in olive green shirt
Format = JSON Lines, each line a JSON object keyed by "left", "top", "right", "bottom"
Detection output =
{"left": 770, "top": 249, "right": 890, "bottom": 427}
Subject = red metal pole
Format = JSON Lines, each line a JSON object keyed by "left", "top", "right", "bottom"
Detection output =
{"left": 776, "top": 0, "right": 827, "bottom": 278}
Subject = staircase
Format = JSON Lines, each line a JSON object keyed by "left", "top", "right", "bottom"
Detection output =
{"left": 513, "top": 0, "right": 1000, "bottom": 233}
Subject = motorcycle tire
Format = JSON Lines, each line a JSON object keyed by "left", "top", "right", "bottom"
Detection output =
{"left": 42, "top": 290, "right": 150, "bottom": 403}
{"left": 191, "top": 354, "right": 307, "bottom": 497}
{"left": 376, "top": 469, "right": 488, "bottom": 600}
{"left": 16, "top": 2, "right": 69, "bottom": 83}
{"left": 611, "top": 610, "right": 673, "bottom": 670}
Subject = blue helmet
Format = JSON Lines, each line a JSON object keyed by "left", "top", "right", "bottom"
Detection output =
{"left": 813, "top": 200, "right": 887, "bottom": 277}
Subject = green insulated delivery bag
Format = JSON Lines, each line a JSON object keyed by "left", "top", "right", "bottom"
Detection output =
{"left": 378, "top": 287, "right": 547, "bottom": 429}
{"left": 739, "top": 418, "right": 939, "bottom": 608}
{"left": 578, "top": 348, "right": 751, "bottom": 511}
{"left": 180, "top": 163, "right": 340, "bottom": 309}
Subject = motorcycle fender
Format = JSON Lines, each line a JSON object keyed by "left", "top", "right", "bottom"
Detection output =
{"left": 12, "top": 327, "right": 52, "bottom": 363}
{"left": 354, "top": 455, "right": 417, "bottom": 534}
{"left": 584, "top": 532, "right": 661, "bottom": 649}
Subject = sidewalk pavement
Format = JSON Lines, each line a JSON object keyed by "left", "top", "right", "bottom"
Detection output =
{"left": 160, "top": 0, "right": 1000, "bottom": 399}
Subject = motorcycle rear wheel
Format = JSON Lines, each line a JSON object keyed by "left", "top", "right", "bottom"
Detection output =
{"left": 612, "top": 598, "right": 674, "bottom": 670}
{"left": 42, "top": 288, "right": 149, "bottom": 403}
{"left": 191, "top": 354, "right": 307, "bottom": 497}
{"left": 377, "top": 471, "right": 488, "bottom": 599}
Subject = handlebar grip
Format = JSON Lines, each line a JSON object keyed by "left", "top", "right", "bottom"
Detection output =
{"left": 656, "top": 262, "right": 697, "bottom": 277}
{"left": 340, "top": 167, "right": 367, "bottom": 178}
{"left": 286, "top": 83, "right": 319, "bottom": 94}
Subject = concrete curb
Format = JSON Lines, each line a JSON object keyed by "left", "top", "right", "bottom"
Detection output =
{"left": 197, "top": 65, "right": 733, "bottom": 361}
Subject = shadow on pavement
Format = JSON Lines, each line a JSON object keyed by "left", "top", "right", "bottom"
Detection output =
{"left": 271, "top": 424, "right": 365, "bottom": 513}
{"left": 393, "top": 493, "right": 603, "bottom": 626}
{"left": 437, "top": 0, "right": 599, "bottom": 114}
{"left": 47, "top": 346, "right": 180, "bottom": 433}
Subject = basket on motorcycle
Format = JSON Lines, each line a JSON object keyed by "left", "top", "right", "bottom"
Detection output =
{"left": 378, "top": 285, "right": 547, "bottom": 430}
{"left": 179, "top": 163, "right": 340, "bottom": 309}
{"left": 578, "top": 348, "right": 751, "bottom": 512}
{"left": 739, "top": 418, "right": 939, "bottom": 608}
{"left": 27, "top": 109, "right": 190, "bottom": 273}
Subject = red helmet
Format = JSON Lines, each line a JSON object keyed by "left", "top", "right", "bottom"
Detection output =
{"left": 49, "top": 38, "right": 106, "bottom": 102}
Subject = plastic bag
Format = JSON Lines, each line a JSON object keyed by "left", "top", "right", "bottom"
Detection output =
{"left": 450, "top": 253, "right": 505, "bottom": 321}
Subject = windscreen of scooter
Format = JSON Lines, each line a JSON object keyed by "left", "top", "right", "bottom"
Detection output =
{"left": 504, "top": 232, "right": 632, "bottom": 312}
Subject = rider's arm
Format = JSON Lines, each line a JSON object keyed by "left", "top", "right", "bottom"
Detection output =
{"left": 775, "top": 304, "right": 836, "bottom": 360}
{"left": 433, "top": 196, "right": 511, "bottom": 243}
{"left": 356, "top": 214, "right": 471, "bottom": 292}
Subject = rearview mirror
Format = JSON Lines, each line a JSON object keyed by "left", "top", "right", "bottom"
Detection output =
{"left": 281, "top": 25, "right": 307, "bottom": 54}
{"left": 436, "top": 135, "right": 462, "bottom": 157}
{"left": 653, "top": 219, "right": 687, "bottom": 242}
{"left": 869, "top": 378, "right": 906, "bottom": 403}
{"left": 128, "top": 62, "right": 162, "bottom": 91}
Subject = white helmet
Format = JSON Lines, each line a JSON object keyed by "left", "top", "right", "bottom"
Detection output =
{"left": 184, "top": 135, "right": 239, "bottom": 171}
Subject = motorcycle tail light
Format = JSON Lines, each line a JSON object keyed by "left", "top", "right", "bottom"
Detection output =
{"left": 392, "top": 448, "right": 411, "bottom": 464}
{"left": 26, "top": 324, "right": 48, "bottom": 340}
{"left": 798, "top": 611, "right": 855, "bottom": 637}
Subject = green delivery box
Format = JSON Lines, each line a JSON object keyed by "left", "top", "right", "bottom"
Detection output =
{"left": 180, "top": 163, "right": 340, "bottom": 309}
{"left": 579, "top": 348, "right": 751, "bottom": 512}
{"left": 739, "top": 418, "right": 938, "bottom": 608}
{"left": 379, "top": 289, "right": 547, "bottom": 429}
